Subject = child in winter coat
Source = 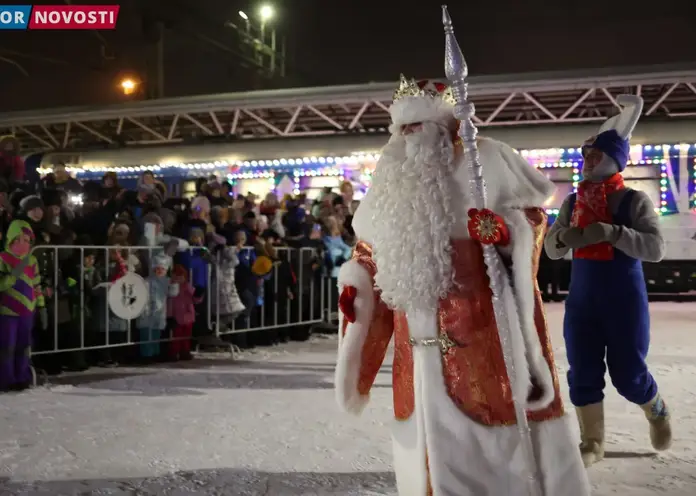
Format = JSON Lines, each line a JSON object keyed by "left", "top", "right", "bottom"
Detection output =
{"left": 175, "top": 227, "right": 213, "bottom": 336}
{"left": 78, "top": 248, "right": 110, "bottom": 365}
{"left": 137, "top": 253, "right": 171, "bottom": 361}
{"left": 0, "top": 220, "right": 46, "bottom": 392}
{"left": 176, "top": 227, "right": 209, "bottom": 294}
{"left": 212, "top": 246, "right": 246, "bottom": 326}
{"left": 167, "top": 264, "right": 201, "bottom": 360}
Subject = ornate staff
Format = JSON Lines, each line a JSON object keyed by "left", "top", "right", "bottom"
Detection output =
{"left": 442, "top": 6, "right": 543, "bottom": 496}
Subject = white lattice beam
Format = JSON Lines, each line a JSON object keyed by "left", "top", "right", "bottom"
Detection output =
{"left": 373, "top": 101, "right": 390, "bottom": 113}
{"left": 522, "top": 92, "right": 557, "bottom": 120}
{"left": 230, "top": 110, "right": 240, "bottom": 134}
{"left": 73, "top": 121, "right": 113, "bottom": 143}
{"left": 209, "top": 111, "right": 224, "bottom": 134}
{"left": 167, "top": 115, "right": 179, "bottom": 140}
{"left": 307, "top": 105, "right": 344, "bottom": 130}
{"left": 242, "top": 109, "right": 284, "bottom": 135}
{"left": 62, "top": 122, "right": 71, "bottom": 148}
{"left": 284, "top": 106, "right": 302, "bottom": 134}
{"left": 560, "top": 88, "right": 594, "bottom": 120}
{"left": 601, "top": 88, "right": 620, "bottom": 109}
{"left": 646, "top": 82, "right": 679, "bottom": 116}
{"left": 349, "top": 102, "right": 369, "bottom": 129}
{"left": 485, "top": 115, "right": 604, "bottom": 127}
{"left": 183, "top": 114, "right": 213, "bottom": 135}
{"left": 39, "top": 124, "right": 60, "bottom": 147}
{"left": 18, "top": 126, "right": 53, "bottom": 149}
{"left": 127, "top": 117, "right": 168, "bottom": 141}
{"left": 485, "top": 92, "right": 516, "bottom": 124}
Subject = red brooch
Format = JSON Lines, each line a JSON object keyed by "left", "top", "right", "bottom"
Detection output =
{"left": 467, "top": 208, "right": 510, "bottom": 246}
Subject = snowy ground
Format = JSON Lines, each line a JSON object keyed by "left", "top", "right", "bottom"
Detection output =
{"left": 0, "top": 302, "right": 695, "bottom": 495}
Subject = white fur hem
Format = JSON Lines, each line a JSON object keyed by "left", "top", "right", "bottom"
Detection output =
{"left": 505, "top": 208, "right": 556, "bottom": 410}
{"left": 335, "top": 260, "right": 376, "bottom": 415}
{"left": 388, "top": 96, "right": 454, "bottom": 128}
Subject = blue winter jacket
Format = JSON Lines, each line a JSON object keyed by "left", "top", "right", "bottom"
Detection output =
{"left": 176, "top": 249, "right": 209, "bottom": 290}
{"left": 323, "top": 235, "right": 352, "bottom": 278}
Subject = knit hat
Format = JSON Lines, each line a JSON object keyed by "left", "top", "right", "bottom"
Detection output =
{"left": 41, "top": 188, "right": 62, "bottom": 208}
{"left": 141, "top": 212, "right": 163, "bottom": 227}
{"left": 113, "top": 222, "right": 130, "bottom": 238}
{"left": 582, "top": 129, "right": 630, "bottom": 172}
{"left": 172, "top": 264, "right": 188, "bottom": 280}
{"left": 191, "top": 195, "right": 211, "bottom": 214}
{"left": 189, "top": 227, "right": 205, "bottom": 240}
{"left": 19, "top": 194, "right": 43, "bottom": 213}
{"left": 151, "top": 253, "right": 172, "bottom": 271}
{"left": 0, "top": 135, "right": 20, "bottom": 154}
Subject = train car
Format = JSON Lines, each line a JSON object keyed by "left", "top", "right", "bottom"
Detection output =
{"left": 32, "top": 135, "right": 696, "bottom": 293}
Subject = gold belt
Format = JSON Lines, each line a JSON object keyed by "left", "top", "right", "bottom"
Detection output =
{"left": 408, "top": 334, "right": 463, "bottom": 354}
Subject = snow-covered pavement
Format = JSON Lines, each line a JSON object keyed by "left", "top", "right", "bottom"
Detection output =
{"left": 0, "top": 302, "right": 695, "bottom": 495}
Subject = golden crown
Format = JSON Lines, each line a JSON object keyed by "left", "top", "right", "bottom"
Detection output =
{"left": 392, "top": 74, "right": 456, "bottom": 105}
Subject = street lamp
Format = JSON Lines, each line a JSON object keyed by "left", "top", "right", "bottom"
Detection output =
{"left": 120, "top": 78, "right": 137, "bottom": 96}
{"left": 238, "top": 10, "right": 250, "bottom": 31}
{"left": 258, "top": 4, "right": 274, "bottom": 49}
{"left": 259, "top": 5, "right": 274, "bottom": 21}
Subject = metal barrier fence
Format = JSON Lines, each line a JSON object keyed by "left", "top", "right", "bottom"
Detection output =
{"left": 25, "top": 244, "right": 337, "bottom": 361}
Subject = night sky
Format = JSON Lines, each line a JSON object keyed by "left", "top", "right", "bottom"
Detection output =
{"left": 0, "top": 0, "right": 694, "bottom": 112}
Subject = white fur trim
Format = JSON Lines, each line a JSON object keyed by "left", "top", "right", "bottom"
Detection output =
{"left": 335, "top": 259, "right": 375, "bottom": 415}
{"left": 388, "top": 96, "right": 454, "bottom": 129}
{"left": 391, "top": 415, "right": 428, "bottom": 496}
{"left": 504, "top": 208, "right": 556, "bottom": 411}
{"left": 495, "top": 140, "right": 556, "bottom": 209}
{"left": 408, "top": 308, "right": 589, "bottom": 496}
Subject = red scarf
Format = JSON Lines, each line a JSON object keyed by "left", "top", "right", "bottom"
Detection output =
{"left": 571, "top": 173, "right": 624, "bottom": 260}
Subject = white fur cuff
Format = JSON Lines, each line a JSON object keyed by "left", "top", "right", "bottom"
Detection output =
{"left": 337, "top": 259, "right": 373, "bottom": 294}
{"left": 335, "top": 259, "right": 376, "bottom": 416}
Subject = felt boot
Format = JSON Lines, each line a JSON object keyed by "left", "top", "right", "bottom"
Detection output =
{"left": 576, "top": 402, "right": 605, "bottom": 467}
{"left": 641, "top": 393, "right": 672, "bottom": 451}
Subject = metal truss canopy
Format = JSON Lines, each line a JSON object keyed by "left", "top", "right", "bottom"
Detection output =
{"left": 4, "top": 64, "right": 696, "bottom": 152}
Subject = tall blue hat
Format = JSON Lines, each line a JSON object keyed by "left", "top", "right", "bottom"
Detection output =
{"left": 583, "top": 130, "right": 630, "bottom": 172}
{"left": 583, "top": 94, "right": 644, "bottom": 173}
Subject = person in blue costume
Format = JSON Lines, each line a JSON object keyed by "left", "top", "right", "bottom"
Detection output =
{"left": 545, "top": 95, "right": 671, "bottom": 467}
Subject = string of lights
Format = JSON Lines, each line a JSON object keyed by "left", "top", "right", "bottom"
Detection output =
{"left": 37, "top": 142, "right": 695, "bottom": 217}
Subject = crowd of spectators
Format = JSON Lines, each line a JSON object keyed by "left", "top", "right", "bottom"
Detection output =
{"left": 0, "top": 160, "right": 358, "bottom": 384}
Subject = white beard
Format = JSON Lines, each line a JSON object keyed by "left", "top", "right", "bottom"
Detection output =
{"left": 365, "top": 122, "right": 458, "bottom": 313}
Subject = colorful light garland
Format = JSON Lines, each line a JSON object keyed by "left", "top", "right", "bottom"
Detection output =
{"left": 38, "top": 143, "right": 696, "bottom": 176}
{"left": 692, "top": 157, "right": 696, "bottom": 210}
{"left": 36, "top": 142, "right": 695, "bottom": 217}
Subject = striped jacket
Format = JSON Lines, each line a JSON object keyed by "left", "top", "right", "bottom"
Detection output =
{"left": 0, "top": 220, "right": 44, "bottom": 316}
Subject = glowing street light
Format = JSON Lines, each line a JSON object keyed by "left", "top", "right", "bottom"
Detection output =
{"left": 259, "top": 5, "right": 274, "bottom": 21}
{"left": 238, "top": 10, "right": 248, "bottom": 20}
{"left": 120, "top": 78, "right": 137, "bottom": 95}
